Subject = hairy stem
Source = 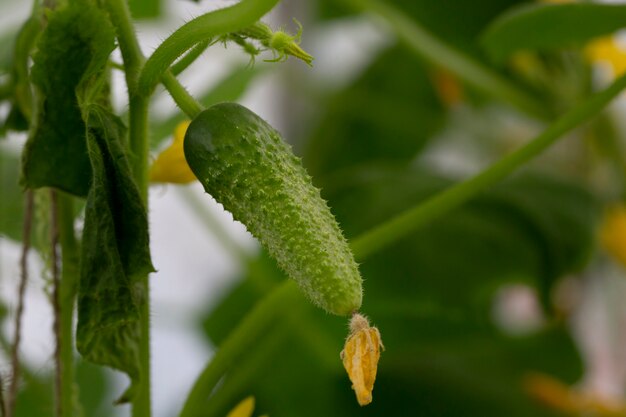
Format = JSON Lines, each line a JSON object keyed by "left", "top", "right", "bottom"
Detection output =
{"left": 161, "top": 71, "right": 203, "bottom": 119}
{"left": 343, "top": 0, "right": 547, "bottom": 118}
{"left": 137, "top": 0, "right": 280, "bottom": 96}
{"left": 7, "top": 191, "right": 34, "bottom": 417}
{"left": 350, "top": 72, "right": 626, "bottom": 260}
{"left": 171, "top": 40, "right": 211, "bottom": 76}
{"left": 104, "top": 1, "right": 151, "bottom": 417}
{"left": 57, "top": 193, "right": 80, "bottom": 417}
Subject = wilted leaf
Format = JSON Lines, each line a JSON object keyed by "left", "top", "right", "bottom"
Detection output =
{"left": 76, "top": 105, "right": 154, "bottom": 402}
{"left": 21, "top": 3, "right": 115, "bottom": 196}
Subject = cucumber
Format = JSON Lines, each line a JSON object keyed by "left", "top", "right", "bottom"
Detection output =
{"left": 184, "top": 103, "right": 362, "bottom": 315}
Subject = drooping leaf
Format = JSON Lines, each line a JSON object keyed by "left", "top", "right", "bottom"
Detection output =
{"left": 481, "top": 3, "right": 626, "bottom": 63}
{"left": 76, "top": 105, "right": 154, "bottom": 402}
{"left": 21, "top": 4, "right": 115, "bottom": 196}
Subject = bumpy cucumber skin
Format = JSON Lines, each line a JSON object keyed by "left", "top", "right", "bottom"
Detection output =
{"left": 184, "top": 103, "right": 362, "bottom": 316}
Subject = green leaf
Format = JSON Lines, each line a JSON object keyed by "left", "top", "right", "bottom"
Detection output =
{"left": 76, "top": 105, "right": 154, "bottom": 403}
{"left": 0, "top": 146, "right": 24, "bottom": 241}
{"left": 21, "top": 4, "right": 115, "bottom": 196}
{"left": 481, "top": 3, "right": 626, "bottom": 63}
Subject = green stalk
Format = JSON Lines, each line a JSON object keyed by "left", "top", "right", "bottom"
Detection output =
{"left": 103, "top": 1, "right": 151, "bottom": 417}
{"left": 57, "top": 193, "right": 80, "bottom": 417}
{"left": 137, "top": 0, "right": 280, "bottom": 96}
{"left": 161, "top": 71, "right": 203, "bottom": 119}
{"left": 179, "top": 281, "right": 301, "bottom": 417}
{"left": 350, "top": 72, "right": 626, "bottom": 260}
{"left": 171, "top": 40, "right": 211, "bottom": 76}
{"left": 343, "top": 0, "right": 547, "bottom": 118}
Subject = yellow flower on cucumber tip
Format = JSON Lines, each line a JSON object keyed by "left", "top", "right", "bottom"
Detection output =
{"left": 600, "top": 205, "right": 626, "bottom": 267}
{"left": 149, "top": 120, "right": 197, "bottom": 184}
{"left": 226, "top": 396, "right": 257, "bottom": 417}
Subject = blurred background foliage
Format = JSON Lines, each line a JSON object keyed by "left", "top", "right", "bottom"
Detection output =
{"left": 2, "top": 0, "right": 626, "bottom": 416}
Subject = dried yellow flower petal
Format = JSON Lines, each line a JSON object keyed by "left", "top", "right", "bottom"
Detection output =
{"left": 150, "top": 120, "right": 197, "bottom": 184}
{"left": 340, "top": 313, "right": 383, "bottom": 406}
{"left": 226, "top": 396, "right": 255, "bottom": 417}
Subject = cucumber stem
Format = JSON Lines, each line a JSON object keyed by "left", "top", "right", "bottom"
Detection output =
{"left": 161, "top": 71, "right": 204, "bottom": 119}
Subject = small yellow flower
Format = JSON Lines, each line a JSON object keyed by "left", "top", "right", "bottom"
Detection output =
{"left": 601, "top": 205, "right": 626, "bottom": 267}
{"left": 226, "top": 396, "right": 255, "bottom": 417}
{"left": 340, "top": 313, "right": 384, "bottom": 406}
{"left": 149, "top": 120, "right": 197, "bottom": 184}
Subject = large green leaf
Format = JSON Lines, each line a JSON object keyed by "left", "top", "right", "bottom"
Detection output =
{"left": 76, "top": 105, "right": 154, "bottom": 403}
{"left": 481, "top": 3, "right": 626, "bottom": 63}
{"left": 21, "top": 4, "right": 115, "bottom": 196}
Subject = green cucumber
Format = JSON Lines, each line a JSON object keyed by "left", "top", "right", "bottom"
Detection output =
{"left": 184, "top": 102, "right": 362, "bottom": 316}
